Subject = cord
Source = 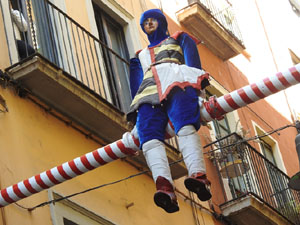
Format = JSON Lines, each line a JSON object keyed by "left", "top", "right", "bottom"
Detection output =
{"left": 13, "top": 123, "right": 296, "bottom": 211}
{"left": 203, "top": 123, "right": 295, "bottom": 153}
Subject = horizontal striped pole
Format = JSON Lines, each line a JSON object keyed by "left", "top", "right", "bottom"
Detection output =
{"left": 0, "top": 133, "right": 140, "bottom": 207}
{"left": 200, "top": 64, "right": 300, "bottom": 122}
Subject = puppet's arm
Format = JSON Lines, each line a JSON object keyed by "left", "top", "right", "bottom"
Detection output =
{"left": 177, "top": 33, "right": 202, "bottom": 70}
{"left": 129, "top": 57, "right": 144, "bottom": 99}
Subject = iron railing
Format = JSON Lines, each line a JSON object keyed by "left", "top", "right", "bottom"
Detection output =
{"left": 205, "top": 132, "right": 300, "bottom": 224}
{"left": 188, "top": 0, "right": 244, "bottom": 44}
{"left": 6, "top": 0, "right": 131, "bottom": 112}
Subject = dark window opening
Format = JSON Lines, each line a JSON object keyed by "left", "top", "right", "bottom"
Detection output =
{"left": 63, "top": 218, "right": 79, "bottom": 225}
{"left": 93, "top": 3, "right": 131, "bottom": 112}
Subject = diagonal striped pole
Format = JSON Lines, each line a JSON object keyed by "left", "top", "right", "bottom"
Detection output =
{"left": 0, "top": 64, "right": 299, "bottom": 207}
{"left": 0, "top": 133, "right": 140, "bottom": 207}
{"left": 200, "top": 64, "right": 300, "bottom": 122}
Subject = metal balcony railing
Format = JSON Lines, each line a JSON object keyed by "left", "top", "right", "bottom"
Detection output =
{"left": 204, "top": 133, "right": 300, "bottom": 224}
{"left": 188, "top": 0, "right": 244, "bottom": 44}
{"left": 6, "top": 0, "right": 130, "bottom": 112}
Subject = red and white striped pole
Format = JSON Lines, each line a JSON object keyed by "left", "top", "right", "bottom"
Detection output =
{"left": 0, "top": 133, "right": 140, "bottom": 207}
{"left": 0, "top": 64, "right": 299, "bottom": 207}
{"left": 200, "top": 64, "right": 300, "bottom": 122}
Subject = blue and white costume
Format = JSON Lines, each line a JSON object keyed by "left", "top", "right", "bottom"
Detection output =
{"left": 127, "top": 10, "right": 211, "bottom": 212}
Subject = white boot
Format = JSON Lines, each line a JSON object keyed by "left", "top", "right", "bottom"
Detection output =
{"left": 177, "top": 125, "right": 206, "bottom": 175}
{"left": 177, "top": 125, "right": 211, "bottom": 201}
{"left": 142, "top": 139, "right": 173, "bottom": 185}
{"left": 143, "top": 139, "right": 179, "bottom": 213}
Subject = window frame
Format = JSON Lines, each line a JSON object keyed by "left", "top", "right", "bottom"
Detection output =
{"left": 93, "top": 4, "right": 131, "bottom": 112}
{"left": 49, "top": 191, "right": 116, "bottom": 225}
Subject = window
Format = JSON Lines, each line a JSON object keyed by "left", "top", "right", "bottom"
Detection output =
{"left": 50, "top": 192, "right": 115, "bottom": 225}
{"left": 259, "top": 138, "right": 276, "bottom": 165}
{"left": 93, "top": 3, "right": 131, "bottom": 112}
{"left": 254, "top": 124, "right": 288, "bottom": 208}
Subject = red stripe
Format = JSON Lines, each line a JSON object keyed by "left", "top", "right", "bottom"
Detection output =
{"left": 168, "top": 121, "right": 174, "bottom": 129}
{"left": 276, "top": 72, "right": 291, "bottom": 87}
{"left": 149, "top": 48, "right": 163, "bottom": 101}
{"left": 214, "top": 100, "right": 226, "bottom": 115}
{"left": 224, "top": 94, "right": 240, "bottom": 110}
{"left": 35, "top": 175, "right": 49, "bottom": 189}
{"left": 117, "top": 140, "right": 137, "bottom": 156}
{"left": 12, "top": 184, "right": 26, "bottom": 198}
{"left": 1, "top": 189, "right": 14, "bottom": 203}
{"left": 132, "top": 136, "right": 140, "bottom": 148}
{"left": 46, "top": 170, "right": 60, "bottom": 185}
{"left": 237, "top": 88, "right": 253, "bottom": 104}
{"left": 80, "top": 155, "right": 95, "bottom": 170}
{"left": 68, "top": 161, "right": 83, "bottom": 175}
{"left": 57, "top": 165, "right": 72, "bottom": 180}
{"left": 289, "top": 67, "right": 300, "bottom": 82}
{"left": 92, "top": 150, "right": 107, "bottom": 165}
{"left": 204, "top": 99, "right": 226, "bottom": 119}
{"left": 104, "top": 145, "right": 119, "bottom": 160}
{"left": 23, "top": 179, "right": 37, "bottom": 194}
{"left": 250, "top": 83, "right": 265, "bottom": 98}
{"left": 263, "top": 78, "right": 278, "bottom": 93}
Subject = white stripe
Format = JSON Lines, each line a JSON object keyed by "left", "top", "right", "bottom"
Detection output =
{"left": 73, "top": 157, "right": 89, "bottom": 173}
{"left": 0, "top": 193, "right": 10, "bottom": 207}
{"left": 217, "top": 97, "right": 234, "bottom": 113}
{"left": 230, "top": 91, "right": 247, "bottom": 107}
{"left": 62, "top": 162, "right": 77, "bottom": 178}
{"left": 282, "top": 69, "right": 298, "bottom": 85}
{"left": 243, "top": 85, "right": 260, "bottom": 102}
{"left": 166, "top": 123, "right": 175, "bottom": 137}
{"left": 200, "top": 106, "right": 213, "bottom": 122}
{"left": 110, "top": 142, "right": 126, "bottom": 158}
{"left": 256, "top": 80, "right": 272, "bottom": 96}
{"left": 98, "top": 148, "right": 114, "bottom": 163}
{"left": 40, "top": 171, "right": 55, "bottom": 187}
{"left": 85, "top": 151, "right": 101, "bottom": 168}
{"left": 6, "top": 186, "right": 20, "bottom": 201}
{"left": 269, "top": 74, "right": 285, "bottom": 91}
{"left": 18, "top": 181, "right": 31, "bottom": 196}
{"left": 295, "top": 64, "right": 300, "bottom": 74}
{"left": 50, "top": 167, "right": 66, "bottom": 182}
{"left": 28, "top": 177, "right": 43, "bottom": 192}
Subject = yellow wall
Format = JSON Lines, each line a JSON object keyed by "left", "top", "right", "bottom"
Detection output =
{"left": 0, "top": 9, "right": 11, "bottom": 69}
{"left": 0, "top": 86, "right": 215, "bottom": 224}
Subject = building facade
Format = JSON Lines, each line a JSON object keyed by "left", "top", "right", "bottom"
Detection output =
{"left": 0, "top": 0, "right": 299, "bottom": 225}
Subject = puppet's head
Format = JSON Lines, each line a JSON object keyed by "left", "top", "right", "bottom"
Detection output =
{"left": 140, "top": 9, "right": 169, "bottom": 47}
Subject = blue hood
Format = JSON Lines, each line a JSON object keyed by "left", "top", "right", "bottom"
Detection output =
{"left": 140, "top": 9, "right": 169, "bottom": 47}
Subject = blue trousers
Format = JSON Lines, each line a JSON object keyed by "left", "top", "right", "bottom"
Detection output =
{"left": 136, "top": 87, "right": 200, "bottom": 148}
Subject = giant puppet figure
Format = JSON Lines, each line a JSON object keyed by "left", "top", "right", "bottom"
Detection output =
{"left": 127, "top": 9, "right": 211, "bottom": 213}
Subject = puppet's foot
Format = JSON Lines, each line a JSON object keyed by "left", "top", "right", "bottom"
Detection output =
{"left": 154, "top": 176, "right": 179, "bottom": 213}
{"left": 184, "top": 172, "right": 212, "bottom": 201}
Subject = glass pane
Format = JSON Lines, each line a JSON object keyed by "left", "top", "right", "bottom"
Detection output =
{"left": 63, "top": 218, "right": 79, "bottom": 225}
{"left": 105, "top": 19, "right": 131, "bottom": 112}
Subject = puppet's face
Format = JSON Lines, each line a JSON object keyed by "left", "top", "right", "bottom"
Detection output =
{"left": 143, "top": 18, "right": 158, "bottom": 35}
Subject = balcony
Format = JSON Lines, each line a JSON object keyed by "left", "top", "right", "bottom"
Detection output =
{"left": 205, "top": 133, "right": 300, "bottom": 225}
{"left": 176, "top": 0, "right": 245, "bottom": 61}
{"left": 3, "top": 0, "right": 186, "bottom": 178}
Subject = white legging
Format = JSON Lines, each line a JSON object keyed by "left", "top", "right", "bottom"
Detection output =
{"left": 142, "top": 125, "right": 206, "bottom": 186}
